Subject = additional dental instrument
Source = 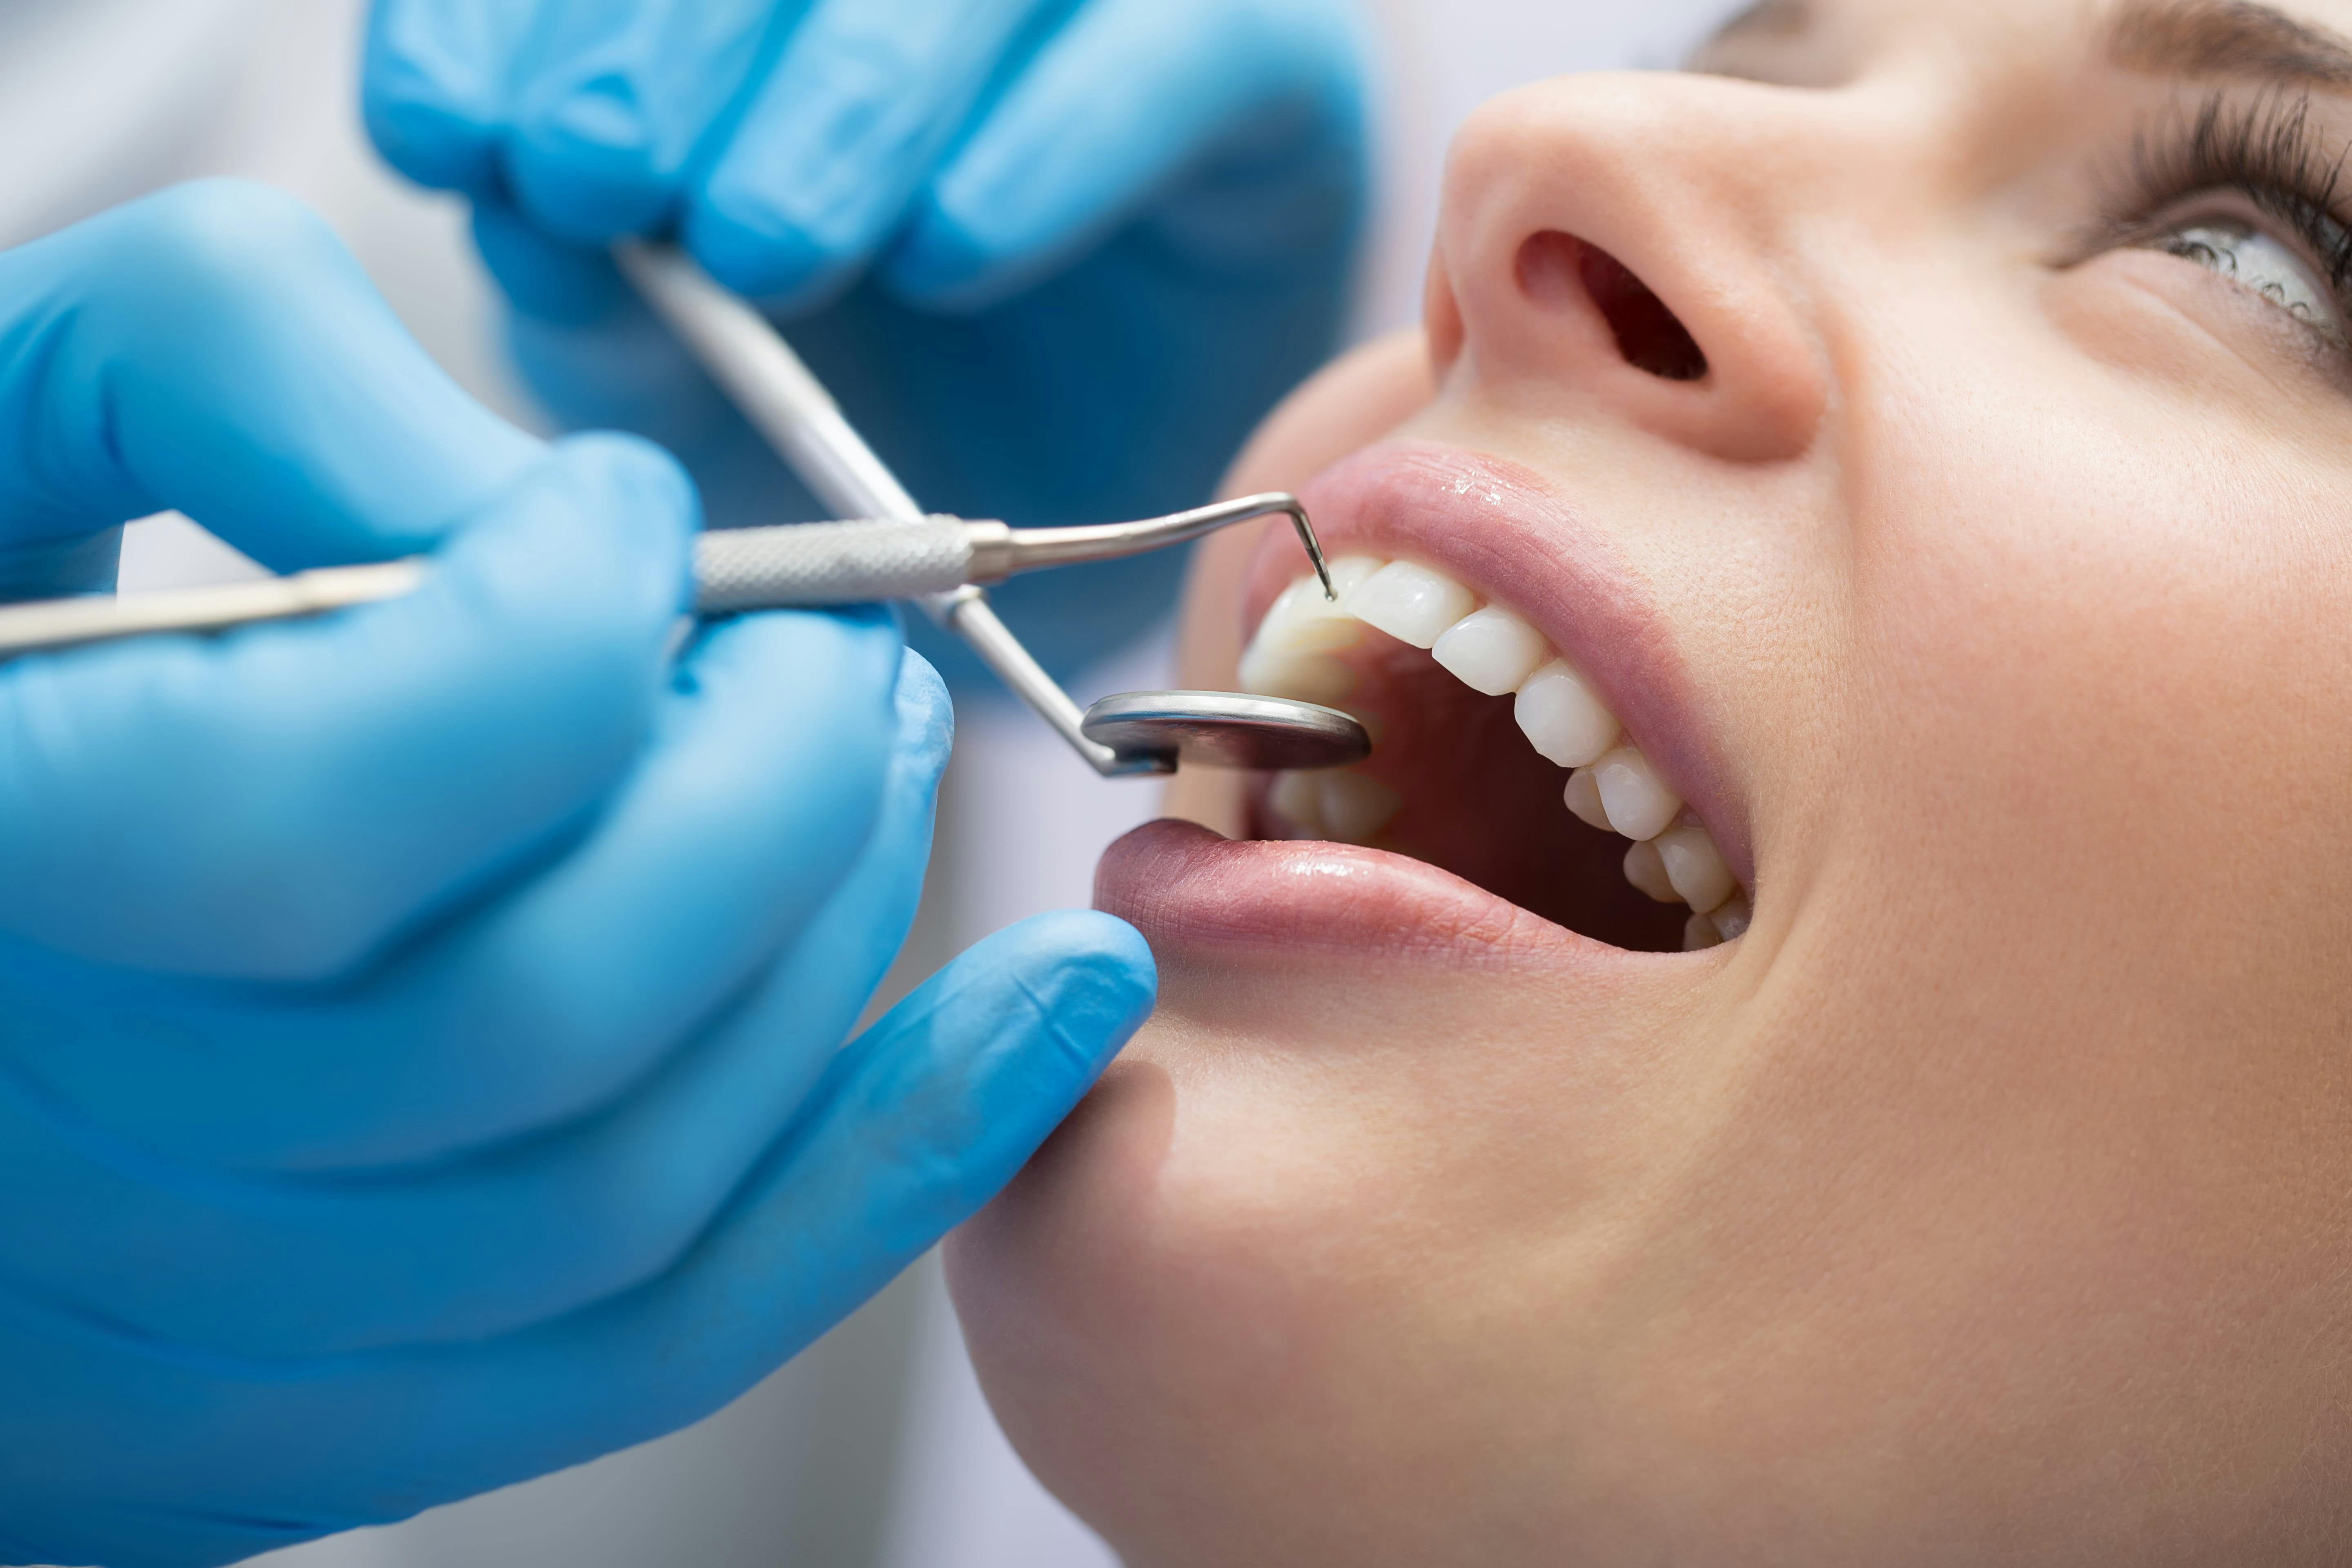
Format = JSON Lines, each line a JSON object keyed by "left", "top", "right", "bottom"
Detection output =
{"left": 617, "top": 241, "right": 1367, "bottom": 777}
{"left": 0, "top": 495, "right": 1323, "bottom": 661}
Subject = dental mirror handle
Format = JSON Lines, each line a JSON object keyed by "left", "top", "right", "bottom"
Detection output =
{"left": 614, "top": 240, "right": 1165, "bottom": 777}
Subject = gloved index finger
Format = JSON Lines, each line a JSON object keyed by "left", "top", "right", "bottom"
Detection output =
{"left": 0, "top": 180, "right": 544, "bottom": 572}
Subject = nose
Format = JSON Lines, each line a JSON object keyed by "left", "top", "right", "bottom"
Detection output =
{"left": 1427, "top": 72, "right": 1834, "bottom": 465}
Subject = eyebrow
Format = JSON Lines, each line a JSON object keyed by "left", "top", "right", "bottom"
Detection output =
{"left": 2111, "top": 0, "right": 2352, "bottom": 89}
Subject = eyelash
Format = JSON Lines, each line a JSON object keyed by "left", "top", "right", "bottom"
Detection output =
{"left": 2103, "top": 90, "right": 2352, "bottom": 310}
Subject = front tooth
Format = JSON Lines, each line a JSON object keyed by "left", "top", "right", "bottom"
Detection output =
{"left": 1655, "top": 822, "right": 1735, "bottom": 913}
{"left": 1238, "top": 646, "right": 1356, "bottom": 706}
{"left": 1683, "top": 912, "right": 1725, "bottom": 951}
{"left": 1432, "top": 606, "right": 1549, "bottom": 696}
{"left": 1592, "top": 746, "right": 1682, "bottom": 842}
{"left": 1622, "top": 840, "right": 1681, "bottom": 903}
{"left": 1710, "top": 895, "right": 1752, "bottom": 942}
{"left": 1343, "top": 561, "right": 1476, "bottom": 649}
{"left": 1318, "top": 770, "right": 1402, "bottom": 843}
{"left": 1268, "top": 771, "right": 1327, "bottom": 835}
{"left": 1255, "top": 557, "right": 1384, "bottom": 657}
{"left": 1562, "top": 767, "right": 1612, "bottom": 831}
{"left": 1321, "top": 555, "right": 1386, "bottom": 601}
{"left": 1514, "top": 661, "right": 1620, "bottom": 768}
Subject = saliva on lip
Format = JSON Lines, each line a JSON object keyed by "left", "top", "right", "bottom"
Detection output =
{"left": 1239, "top": 555, "right": 1750, "bottom": 951}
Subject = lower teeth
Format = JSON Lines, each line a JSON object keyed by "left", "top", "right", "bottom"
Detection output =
{"left": 1269, "top": 768, "right": 1403, "bottom": 845}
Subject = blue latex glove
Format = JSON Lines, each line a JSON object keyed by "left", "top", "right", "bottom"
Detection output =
{"left": 0, "top": 180, "right": 1156, "bottom": 1568}
{"left": 362, "top": 0, "right": 1368, "bottom": 678}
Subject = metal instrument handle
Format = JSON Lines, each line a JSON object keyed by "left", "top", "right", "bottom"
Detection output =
{"left": 695, "top": 516, "right": 980, "bottom": 611}
{"left": 617, "top": 240, "right": 1168, "bottom": 777}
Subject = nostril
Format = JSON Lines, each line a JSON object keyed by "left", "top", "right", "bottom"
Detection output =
{"left": 1514, "top": 231, "right": 1707, "bottom": 383}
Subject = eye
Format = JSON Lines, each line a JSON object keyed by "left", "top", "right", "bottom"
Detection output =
{"left": 2149, "top": 216, "right": 2348, "bottom": 348}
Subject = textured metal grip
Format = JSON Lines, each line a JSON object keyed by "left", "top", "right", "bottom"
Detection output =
{"left": 693, "top": 517, "right": 975, "bottom": 611}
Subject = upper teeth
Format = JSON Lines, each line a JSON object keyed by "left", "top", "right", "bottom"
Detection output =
{"left": 1345, "top": 561, "right": 1478, "bottom": 649}
{"left": 1242, "top": 554, "right": 1746, "bottom": 948}
{"left": 1511, "top": 660, "right": 1619, "bottom": 768}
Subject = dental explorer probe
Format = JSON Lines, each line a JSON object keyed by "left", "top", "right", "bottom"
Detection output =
{"left": 0, "top": 495, "right": 1324, "bottom": 658}
{"left": 614, "top": 241, "right": 1369, "bottom": 777}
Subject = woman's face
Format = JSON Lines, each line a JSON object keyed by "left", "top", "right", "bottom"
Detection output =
{"left": 952, "top": 1, "right": 2352, "bottom": 1561}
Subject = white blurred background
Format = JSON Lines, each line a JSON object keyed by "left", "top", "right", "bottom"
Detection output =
{"left": 3, "top": 0, "right": 1734, "bottom": 1560}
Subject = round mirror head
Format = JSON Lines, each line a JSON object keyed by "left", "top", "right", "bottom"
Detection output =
{"left": 1081, "top": 690, "right": 1371, "bottom": 772}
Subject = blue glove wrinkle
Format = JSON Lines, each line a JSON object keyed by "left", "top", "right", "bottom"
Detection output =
{"left": 503, "top": 0, "right": 784, "bottom": 243}
{"left": 684, "top": 0, "right": 1049, "bottom": 303}
{"left": 0, "top": 267, "right": 160, "bottom": 550}
{"left": 364, "top": 0, "right": 542, "bottom": 196}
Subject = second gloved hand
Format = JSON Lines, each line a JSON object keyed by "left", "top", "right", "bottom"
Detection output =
{"left": 362, "top": 0, "right": 1368, "bottom": 676}
{"left": 0, "top": 181, "right": 1156, "bottom": 1568}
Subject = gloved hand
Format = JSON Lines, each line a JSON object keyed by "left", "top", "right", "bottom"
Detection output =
{"left": 361, "top": 0, "right": 1368, "bottom": 677}
{"left": 0, "top": 180, "right": 1155, "bottom": 1568}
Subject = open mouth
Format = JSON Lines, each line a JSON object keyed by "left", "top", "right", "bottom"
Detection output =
{"left": 1206, "top": 441, "right": 1751, "bottom": 958}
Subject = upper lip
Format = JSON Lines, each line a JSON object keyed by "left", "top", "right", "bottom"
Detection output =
{"left": 1241, "top": 440, "right": 1753, "bottom": 887}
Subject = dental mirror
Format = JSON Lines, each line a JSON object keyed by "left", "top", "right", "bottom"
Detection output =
{"left": 1081, "top": 691, "right": 1371, "bottom": 772}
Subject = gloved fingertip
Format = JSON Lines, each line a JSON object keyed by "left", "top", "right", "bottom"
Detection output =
{"left": 994, "top": 910, "right": 1160, "bottom": 1076}
{"left": 880, "top": 200, "right": 1022, "bottom": 314}
{"left": 887, "top": 646, "right": 955, "bottom": 793}
{"left": 894, "top": 646, "right": 952, "bottom": 738}
{"left": 361, "top": 22, "right": 502, "bottom": 196}
{"left": 366, "top": 97, "right": 502, "bottom": 197}
{"left": 472, "top": 202, "right": 634, "bottom": 325}
{"left": 507, "top": 93, "right": 676, "bottom": 246}
{"left": 681, "top": 198, "right": 853, "bottom": 312}
{"left": 882, "top": 165, "right": 1101, "bottom": 314}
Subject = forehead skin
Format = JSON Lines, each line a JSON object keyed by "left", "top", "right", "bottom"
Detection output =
{"left": 1701, "top": 0, "right": 2352, "bottom": 86}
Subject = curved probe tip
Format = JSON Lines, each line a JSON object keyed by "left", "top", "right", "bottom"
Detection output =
{"left": 1286, "top": 502, "right": 1337, "bottom": 601}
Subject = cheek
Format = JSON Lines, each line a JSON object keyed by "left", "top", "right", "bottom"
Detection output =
{"left": 1832, "top": 299, "right": 2352, "bottom": 888}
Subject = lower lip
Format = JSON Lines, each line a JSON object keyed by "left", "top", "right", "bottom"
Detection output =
{"left": 1097, "top": 818, "right": 1617, "bottom": 974}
